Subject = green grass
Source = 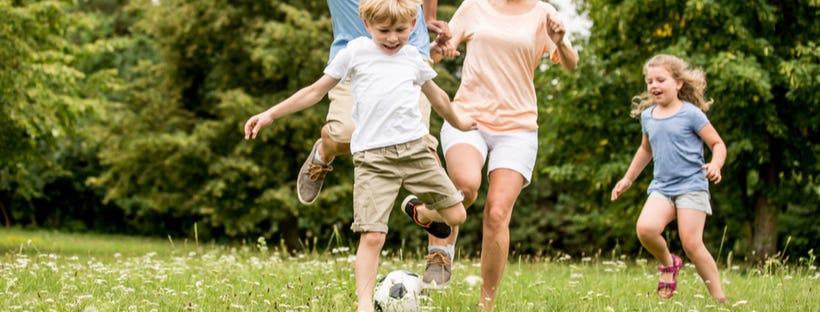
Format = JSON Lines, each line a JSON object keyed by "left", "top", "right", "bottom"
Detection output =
{"left": 1, "top": 229, "right": 817, "bottom": 311}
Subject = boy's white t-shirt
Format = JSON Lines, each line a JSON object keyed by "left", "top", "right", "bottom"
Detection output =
{"left": 324, "top": 37, "right": 437, "bottom": 154}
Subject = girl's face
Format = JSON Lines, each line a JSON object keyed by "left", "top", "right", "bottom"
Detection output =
{"left": 645, "top": 66, "right": 683, "bottom": 107}
{"left": 364, "top": 19, "right": 415, "bottom": 55}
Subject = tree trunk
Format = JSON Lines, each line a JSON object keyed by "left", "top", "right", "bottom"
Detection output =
{"left": 752, "top": 161, "right": 778, "bottom": 263}
{"left": 0, "top": 201, "right": 10, "bottom": 227}
{"left": 752, "top": 193, "right": 777, "bottom": 262}
{"left": 279, "top": 215, "right": 303, "bottom": 254}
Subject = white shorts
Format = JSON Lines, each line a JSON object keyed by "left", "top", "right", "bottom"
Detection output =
{"left": 440, "top": 122, "right": 538, "bottom": 187}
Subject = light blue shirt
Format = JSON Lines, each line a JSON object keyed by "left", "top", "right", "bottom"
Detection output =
{"left": 641, "top": 101, "right": 711, "bottom": 196}
{"left": 327, "top": 0, "right": 431, "bottom": 63}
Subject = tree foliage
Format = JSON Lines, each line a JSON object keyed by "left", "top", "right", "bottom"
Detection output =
{"left": 0, "top": 0, "right": 119, "bottom": 227}
{"left": 533, "top": 0, "right": 820, "bottom": 259}
{"left": 2, "top": 0, "right": 817, "bottom": 260}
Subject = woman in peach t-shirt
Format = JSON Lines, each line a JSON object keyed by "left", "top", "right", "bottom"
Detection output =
{"left": 434, "top": 0, "right": 577, "bottom": 309}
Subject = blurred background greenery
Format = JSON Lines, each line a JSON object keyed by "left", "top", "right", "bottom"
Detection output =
{"left": 1, "top": 0, "right": 817, "bottom": 263}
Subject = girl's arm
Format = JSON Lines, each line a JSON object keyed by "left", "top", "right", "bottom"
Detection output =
{"left": 698, "top": 123, "right": 726, "bottom": 183}
{"left": 421, "top": 80, "right": 476, "bottom": 131}
{"left": 611, "top": 135, "right": 653, "bottom": 201}
{"left": 244, "top": 74, "right": 340, "bottom": 139}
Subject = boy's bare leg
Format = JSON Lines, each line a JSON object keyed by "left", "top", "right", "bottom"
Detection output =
{"left": 355, "top": 232, "right": 386, "bottom": 312}
{"left": 414, "top": 203, "right": 466, "bottom": 226}
{"left": 319, "top": 125, "right": 350, "bottom": 162}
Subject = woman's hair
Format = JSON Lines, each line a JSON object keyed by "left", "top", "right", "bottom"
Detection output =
{"left": 630, "top": 54, "right": 713, "bottom": 118}
{"left": 360, "top": 0, "right": 420, "bottom": 26}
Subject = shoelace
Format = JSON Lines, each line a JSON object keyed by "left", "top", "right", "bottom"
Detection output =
{"left": 426, "top": 252, "right": 451, "bottom": 267}
{"left": 306, "top": 163, "right": 333, "bottom": 182}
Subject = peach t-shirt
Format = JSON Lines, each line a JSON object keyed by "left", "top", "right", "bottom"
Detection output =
{"left": 448, "top": 0, "right": 563, "bottom": 133}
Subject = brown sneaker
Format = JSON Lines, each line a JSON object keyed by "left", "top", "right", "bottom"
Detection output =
{"left": 422, "top": 249, "right": 452, "bottom": 289}
{"left": 296, "top": 139, "right": 333, "bottom": 205}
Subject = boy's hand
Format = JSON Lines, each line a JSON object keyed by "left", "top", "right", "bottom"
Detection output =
{"left": 546, "top": 12, "right": 566, "bottom": 44}
{"left": 244, "top": 113, "right": 273, "bottom": 140}
{"left": 702, "top": 163, "right": 722, "bottom": 183}
{"left": 610, "top": 178, "right": 632, "bottom": 201}
{"left": 435, "top": 38, "right": 460, "bottom": 59}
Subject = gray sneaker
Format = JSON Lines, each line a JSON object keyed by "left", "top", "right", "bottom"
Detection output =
{"left": 422, "top": 249, "right": 452, "bottom": 289}
{"left": 296, "top": 139, "right": 333, "bottom": 205}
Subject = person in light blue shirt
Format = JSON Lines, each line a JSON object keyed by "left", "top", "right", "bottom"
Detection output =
{"left": 611, "top": 54, "right": 727, "bottom": 303}
{"left": 244, "top": 1, "right": 472, "bottom": 308}
{"left": 292, "top": 0, "right": 459, "bottom": 289}
{"left": 328, "top": 0, "right": 430, "bottom": 62}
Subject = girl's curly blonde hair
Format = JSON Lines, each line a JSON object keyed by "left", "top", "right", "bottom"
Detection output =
{"left": 630, "top": 54, "right": 713, "bottom": 118}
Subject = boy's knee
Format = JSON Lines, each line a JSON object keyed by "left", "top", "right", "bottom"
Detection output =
{"left": 359, "top": 232, "right": 386, "bottom": 248}
{"left": 441, "top": 205, "right": 467, "bottom": 226}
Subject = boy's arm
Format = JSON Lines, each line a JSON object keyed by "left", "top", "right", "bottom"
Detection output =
{"left": 421, "top": 80, "right": 476, "bottom": 131}
{"left": 244, "top": 74, "right": 339, "bottom": 139}
{"left": 611, "top": 135, "right": 652, "bottom": 201}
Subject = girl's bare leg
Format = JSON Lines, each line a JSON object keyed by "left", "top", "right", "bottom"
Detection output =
{"left": 677, "top": 208, "right": 725, "bottom": 300}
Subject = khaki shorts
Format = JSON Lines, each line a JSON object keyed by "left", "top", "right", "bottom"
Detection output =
{"left": 649, "top": 191, "right": 712, "bottom": 215}
{"left": 326, "top": 61, "right": 438, "bottom": 151}
{"left": 350, "top": 138, "right": 464, "bottom": 233}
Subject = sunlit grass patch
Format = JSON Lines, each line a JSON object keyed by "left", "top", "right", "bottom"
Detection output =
{"left": 0, "top": 229, "right": 817, "bottom": 311}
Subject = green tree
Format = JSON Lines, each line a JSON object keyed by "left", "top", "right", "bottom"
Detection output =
{"left": 0, "top": 0, "right": 118, "bottom": 227}
{"left": 92, "top": 0, "right": 357, "bottom": 249}
{"left": 538, "top": 0, "right": 819, "bottom": 260}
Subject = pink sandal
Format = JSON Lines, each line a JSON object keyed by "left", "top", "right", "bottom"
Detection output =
{"left": 656, "top": 254, "right": 683, "bottom": 298}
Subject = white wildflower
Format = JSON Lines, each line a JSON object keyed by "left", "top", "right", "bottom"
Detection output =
{"left": 76, "top": 294, "right": 94, "bottom": 301}
{"left": 732, "top": 300, "right": 748, "bottom": 307}
{"left": 464, "top": 275, "right": 482, "bottom": 287}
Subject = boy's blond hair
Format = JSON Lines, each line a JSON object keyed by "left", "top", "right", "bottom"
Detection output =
{"left": 359, "top": 0, "right": 420, "bottom": 25}
{"left": 631, "top": 54, "right": 713, "bottom": 118}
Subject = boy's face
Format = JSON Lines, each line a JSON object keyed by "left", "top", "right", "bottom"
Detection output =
{"left": 364, "top": 18, "right": 415, "bottom": 55}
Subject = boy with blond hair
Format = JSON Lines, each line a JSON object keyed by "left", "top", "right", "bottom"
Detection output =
{"left": 244, "top": 0, "right": 475, "bottom": 309}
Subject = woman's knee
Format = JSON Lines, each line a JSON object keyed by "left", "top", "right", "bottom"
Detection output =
{"left": 482, "top": 206, "right": 511, "bottom": 230}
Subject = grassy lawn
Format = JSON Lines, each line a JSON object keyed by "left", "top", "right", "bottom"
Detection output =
{"left": 1, "top": 228, "right": 816, "bottom": 311}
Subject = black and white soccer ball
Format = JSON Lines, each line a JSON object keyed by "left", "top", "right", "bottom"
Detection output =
{"left": 374, "top": 270, "right": 426, "bottom": 311}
